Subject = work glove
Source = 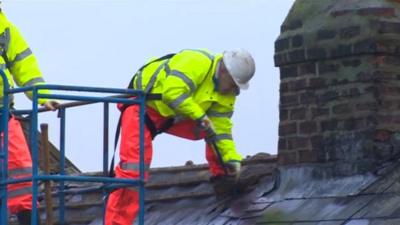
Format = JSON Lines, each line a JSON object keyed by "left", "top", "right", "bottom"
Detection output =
{"left": 42, "top": 100, "right": 60, "bottom": 111}
{"left": 210, "top": 161, "right": 242, "bottom": 198}
{"left": 225, "top": 161, "right": 241, "bottom": 178}
{"left": 196, "top": 115, "right": 215, "bottom": 136}
{"left": 210, "top": 175, "right": 236, "bottom": 198}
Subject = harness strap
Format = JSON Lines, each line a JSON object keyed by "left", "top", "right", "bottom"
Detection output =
{"left": 145, "top": 114, "right": 157, "bottom": 139}
{"left": 110, "top": 50, "right": 218, "bottom": 177}
{"left": 108, "top": 109, "right": 174, "bottom": 177}
{"left": 127, "top": 53, "right": 176, "bottom": 90}
{"left": 145, "top": 114, "right": 175, "bottom": 139}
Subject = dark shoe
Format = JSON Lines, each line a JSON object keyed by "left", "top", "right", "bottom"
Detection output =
{"left": 16, "top": 210, "right": 40, "bottom": 225}
{"left": 210, "top": 175, "right": 237, "bottom": 199}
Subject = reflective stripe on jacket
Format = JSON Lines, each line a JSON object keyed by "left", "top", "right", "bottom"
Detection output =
{"left": 0, "top": 12, "right": 49, "bottom": 105}
{"left": 133, "top": 49, "right": 242, "bottom": 163}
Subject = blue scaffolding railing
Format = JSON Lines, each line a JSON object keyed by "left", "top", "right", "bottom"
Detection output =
{"left": 0, "top": 70, "right": 156, "bottom": 225}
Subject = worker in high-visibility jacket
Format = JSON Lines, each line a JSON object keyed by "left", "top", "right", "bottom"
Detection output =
{"left": 105, "top": 48, "right": 255, "bottom": 225}
{"left": 0, "top": 9, "right": 59, "bottom": 225}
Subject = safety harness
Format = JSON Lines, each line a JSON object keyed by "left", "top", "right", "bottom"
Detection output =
{"left": 109, "top": 50, "right": 228, "bottom": 177}
{"left": 127, "top": 53, "right": 177, "bottom": 139}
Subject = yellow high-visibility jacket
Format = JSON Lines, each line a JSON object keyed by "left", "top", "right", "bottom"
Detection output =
{"left": 0, "top": 12, "right": 49, "bottom": 106}
{"left": 133, "top": 49, "right": 242, "bottom": 163}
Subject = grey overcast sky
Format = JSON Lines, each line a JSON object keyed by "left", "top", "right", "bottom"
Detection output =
{"left": 2, "top": 0, "right": 295, "bottom": 172}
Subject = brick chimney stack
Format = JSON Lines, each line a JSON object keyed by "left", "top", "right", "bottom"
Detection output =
{"left": 275, "top": 0, "right": 400, "bottom": 173}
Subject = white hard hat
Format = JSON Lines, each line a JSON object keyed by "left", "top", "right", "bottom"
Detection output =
{"left": 222, "top": 48, "right": 255, "bottom": 90}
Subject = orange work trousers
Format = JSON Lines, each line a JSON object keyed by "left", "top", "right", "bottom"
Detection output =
{"left": 4, "top": 116, "right": 34, "bottom": 214}
{"left": 105, "top": 105, "right": 225, "bottom": 225}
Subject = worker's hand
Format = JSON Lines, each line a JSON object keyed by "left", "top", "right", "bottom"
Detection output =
{"left": 42, "top": 100, "right": 60, "bottom": 111}
{"left": 197, "top": 115, "right": 215, "bottom": 135}
{"left": 197, "top": 115, "right": 215, "bottom": 140}
{"left": 225, "top": 161, "right": 241, "bottom": 177}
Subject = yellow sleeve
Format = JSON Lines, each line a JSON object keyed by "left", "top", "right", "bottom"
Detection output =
{"left": 207, "top": 96, "right": 242, "bottom": 163}
{"left": 7, "top": 23, "right": 49, "bottom": 104}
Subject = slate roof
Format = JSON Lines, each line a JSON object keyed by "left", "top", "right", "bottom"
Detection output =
{"left": 3, "top": 150, "right": 399, "bottom": 225}
{"left": 9, "top": 153, "right": 400, "bottom": 225}
{"left": 8, "top": 117, "right": 400, "bottom": 225}
{"left": 8, "top": 153, "right": 277, "bottom": 225}
{"left": 137, "top": 158, "right": 400, "bottom": 225}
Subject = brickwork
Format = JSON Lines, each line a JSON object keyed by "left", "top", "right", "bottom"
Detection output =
{"left": 275, "top": 0, "right": 400, "bottom": 168}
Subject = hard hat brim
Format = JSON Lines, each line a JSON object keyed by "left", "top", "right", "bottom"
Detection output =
{"left": 232, "top": 77, "right": 249, "bottom": 90}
